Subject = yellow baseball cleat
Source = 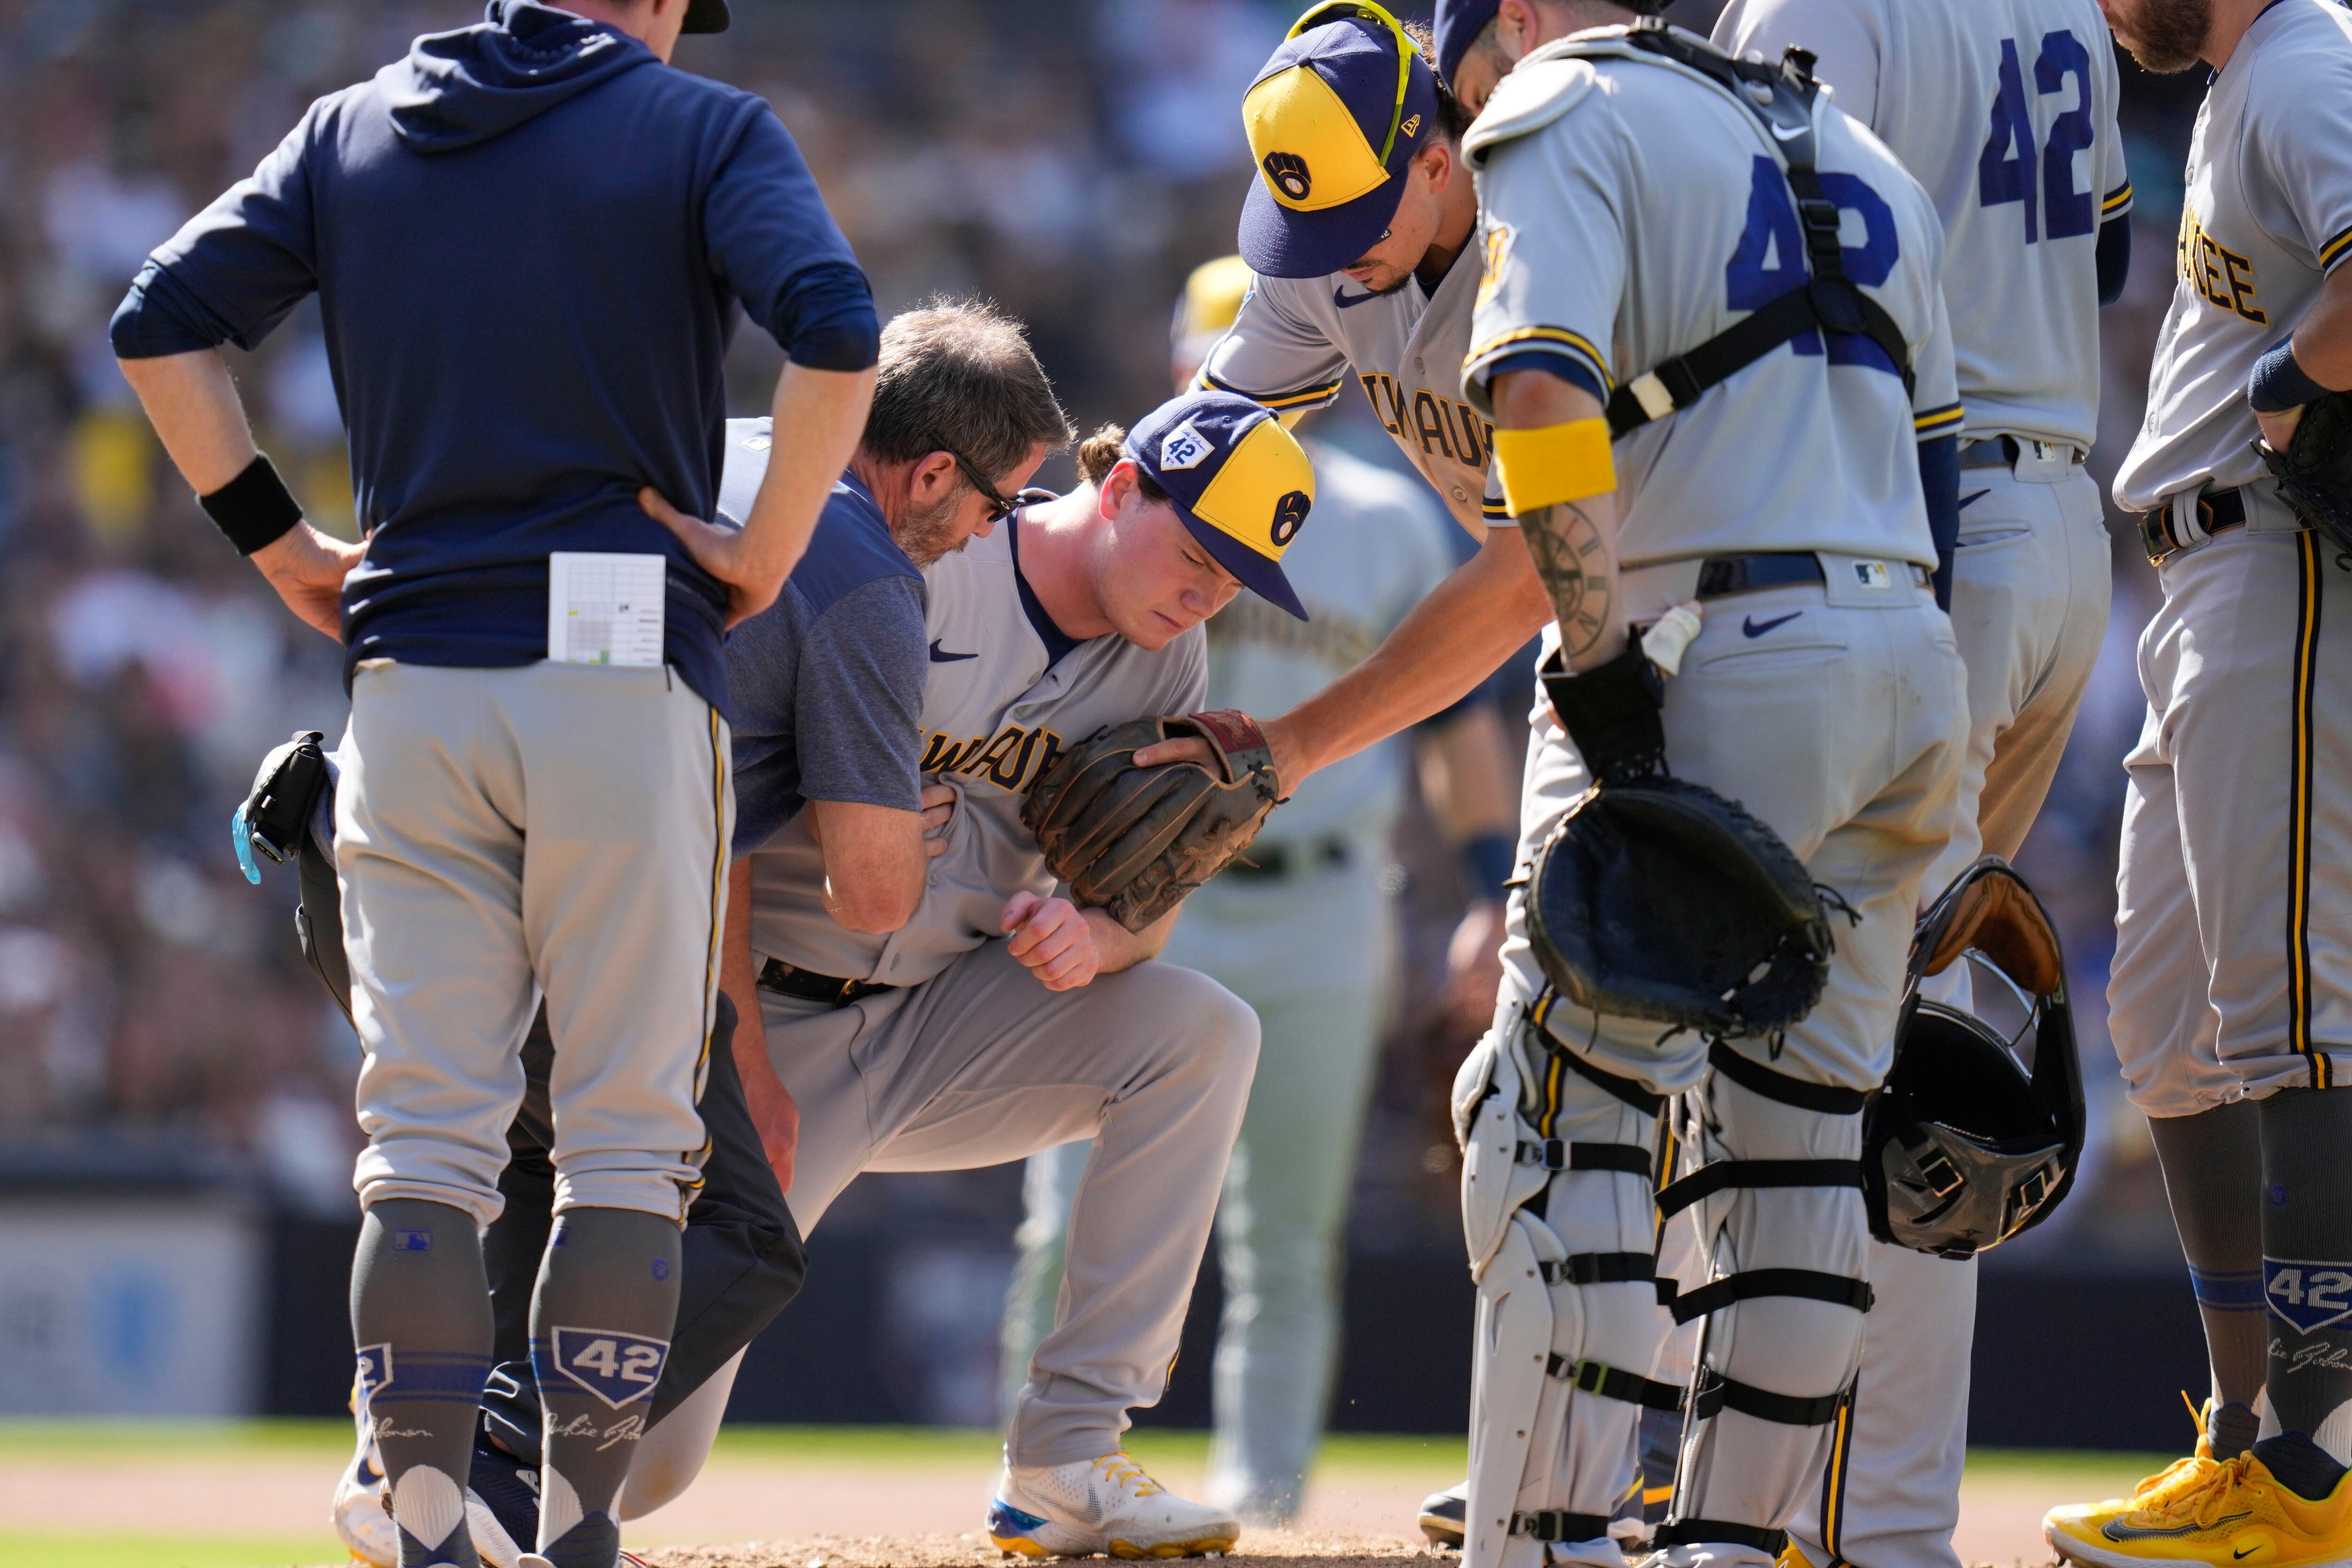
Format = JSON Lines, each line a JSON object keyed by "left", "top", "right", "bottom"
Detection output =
{"left": 2045, "top": 1434, "right": 2352, "bottom": 1568}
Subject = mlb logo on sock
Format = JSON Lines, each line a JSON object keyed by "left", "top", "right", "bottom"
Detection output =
{"left": 2265, "top": 1259, "right": 2352, "bottom": 1334}
{"left": 549, "top": 1326, "right": 670, "bottom": 1409}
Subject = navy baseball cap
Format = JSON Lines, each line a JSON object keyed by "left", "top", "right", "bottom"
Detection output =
{"left": 683, "top": 0, "right": 730, "bottom": 33}
{"left": 1123, "top": 391, "right": 1316, "bottom": 620}
{"left": 1238, "top": 1, "right": 1440, "bottom": 279}
{"left": 1433, "top": 0, "right": 1500, "bottom": 87}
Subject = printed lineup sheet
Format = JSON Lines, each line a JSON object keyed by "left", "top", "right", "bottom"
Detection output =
{"left": 548, "top": 552, "right": 667, "bottom": 667}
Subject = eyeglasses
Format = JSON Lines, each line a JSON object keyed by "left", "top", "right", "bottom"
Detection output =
{"left": 1286, "top": 0, "right": 1414, "bottom": 166}
{"left": 944, "top": 448, "right": 1021, "bottom": 522}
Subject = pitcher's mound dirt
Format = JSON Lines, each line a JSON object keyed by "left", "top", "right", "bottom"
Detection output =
{"left": 637, "top": 1532, "right": 1450, "bottom": 1568}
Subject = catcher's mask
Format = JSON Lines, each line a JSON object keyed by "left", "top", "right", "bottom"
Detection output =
{"left": 1864, "top": 856, "right": 2083, "bottom": 1259}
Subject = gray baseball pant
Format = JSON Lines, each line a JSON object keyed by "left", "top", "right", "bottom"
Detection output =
{"left": 1792, "top": 458, "right": 2111, "bottom": 1568}
{"left": 340, "top": 660, "right": 728, "bottom": 1225}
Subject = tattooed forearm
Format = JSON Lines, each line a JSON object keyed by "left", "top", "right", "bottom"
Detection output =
{"left": 1522, "top": 500, "right": 1621, "bottom": 666}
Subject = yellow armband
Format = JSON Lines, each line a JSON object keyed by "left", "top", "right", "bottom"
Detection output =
{"left": 1492, "top": 418, "right": 1616, "bottom": 516}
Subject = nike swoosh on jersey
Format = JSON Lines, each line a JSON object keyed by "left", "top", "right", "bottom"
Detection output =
{"left": 929, "top": 640, "right": 978, "bottom": 663}
{"left": 1771, "top": 121, "right": 1808, "bottom": 140}
{"left": 1958, "top": 489, "right": 1992, "bottom": 510}
{"left": 1743, "top": 611, "right": 1803, "bottom": 638}
{"left": 2101, "top": 1514, "right": 2249, "bottom": 1542}
{"left": 1333, "top": 286, "right": 1382, "bottom": 310}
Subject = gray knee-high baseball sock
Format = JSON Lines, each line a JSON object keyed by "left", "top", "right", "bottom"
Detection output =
{"left": 2150, "top": 1102, "right": 2265, "bottom": 1457}
{"left": 529, "top": 1206, "right": 683, "bottom": 1568}
{"left": 352, "top": 1199, "right": 493, "bottom": 1568}
{"left": 2262, "top": 1089, "right": 2352, "bottom": 1466}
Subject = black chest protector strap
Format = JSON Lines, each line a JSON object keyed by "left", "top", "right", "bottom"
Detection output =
{"left": 1602, "top": 19, "right": 1916, "bottom": 440}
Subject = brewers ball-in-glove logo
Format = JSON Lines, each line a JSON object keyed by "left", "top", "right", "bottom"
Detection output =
{"left": 1262, "top": 150, "right": 1312, "bottom": 202}
{"left": 1270, "top": 489, "right": 1311, "bottom": 545}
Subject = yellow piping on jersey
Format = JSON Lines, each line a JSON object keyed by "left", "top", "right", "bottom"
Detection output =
{"left": 1468, "top": 325, "right": 1615, "bottom": 390}
{"left": 1198, "top": 367, "right": 1342, "bottom": 410}
{"left": 1914, "top": 403, "right": 1965, "bottom": 436}
{"left": 2103, "top": 182, "right": 2135, "bottom": 217}
{"left": 2322, "top": 222, "right": 2352, "bottom": 271}
{"left": 2290, "top": 531, "right": 2326, "bottom": 1086}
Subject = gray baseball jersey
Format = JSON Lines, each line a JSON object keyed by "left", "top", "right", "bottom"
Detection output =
{"left": 1714, "top": 0, "right": 2129, "bottom": 451}
{"left": 2114, "top": 0, "right": 2352, "bottom": 513}
{"left": 1199, "top": 256, "right": 1510, "bottom": 536}
{"left": 746, "top": 513, "right": 1207, "bottom": 989}
{"left": 1462, "top": 34, "right": 1963, "bottom": 569}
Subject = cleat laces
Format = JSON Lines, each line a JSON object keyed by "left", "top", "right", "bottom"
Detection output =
{"left": 1093, "top": 1453, "right": 1165, "bottom": 1499}
{"left": 2136, "top": 1455, "right": 2261, "bottom": 1532}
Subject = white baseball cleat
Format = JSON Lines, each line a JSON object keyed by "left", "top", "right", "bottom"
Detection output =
{"left": 986, "top": 1450, "right": 1240, "bottom": 1559}
{"left": 331, "top": 1424, "right": 398, "bottom": 1568}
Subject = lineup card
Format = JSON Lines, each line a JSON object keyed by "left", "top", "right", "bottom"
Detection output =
{"left": 548, "top": 552, "right": 666, "bottom": 667}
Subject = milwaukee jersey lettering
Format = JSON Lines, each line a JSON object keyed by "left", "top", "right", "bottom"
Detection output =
{"left": 1200, "top": 256, "right": 1508, "bottom": 535}
{"left": 748, "top": 514, "right": 1206, "bottom": 989}
{"left": 2116, "top": 0, "right": 2352, "bottom": 512}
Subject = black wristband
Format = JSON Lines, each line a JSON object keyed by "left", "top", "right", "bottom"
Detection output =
{"left": 199, "top": 453, "right": 304, "bottom": 556}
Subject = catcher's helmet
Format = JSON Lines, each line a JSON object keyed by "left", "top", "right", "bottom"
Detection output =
{"left": 1864, "top": 857, "right": 2083, "bottom": 1259}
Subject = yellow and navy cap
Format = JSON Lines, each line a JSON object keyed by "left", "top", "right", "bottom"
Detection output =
{"left": 1239, "top": 1, "right": 1440, "bottom": 279}
{"left": 1170, "top": 254, "right": 1255, "bottom": 370}
{"left": 1124, "top": 390, "right": 1316, "bottom": 620}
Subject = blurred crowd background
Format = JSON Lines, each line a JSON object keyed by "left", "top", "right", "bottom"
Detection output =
{"left": 0, "top": 0, "right": 2228, "bottom": 1435}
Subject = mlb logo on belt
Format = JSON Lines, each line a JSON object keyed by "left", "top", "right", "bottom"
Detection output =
{"left": 548, "top": 1326, "right": 671, "bottom": 1408}
{"left": 1853, "top": 560, "right": 1893, "bottom": 589}
{"left": 2265, "top": 1258, "right": 2352, "bottom": 1334}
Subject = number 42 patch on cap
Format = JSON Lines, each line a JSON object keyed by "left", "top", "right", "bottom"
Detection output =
{"left": 549, "top": 1327, "right": 670, "bottom": 1409}
{"left": 2265, "top": 1260, "right": 2352, "bottom": 1334}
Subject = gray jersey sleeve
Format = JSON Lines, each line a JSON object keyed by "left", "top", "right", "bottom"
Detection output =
{"left": 1463, "top": 91, "right": 1625, "bottom": 403}
{"left": 1715, "top": 0, "right": 1884, "bottom": 125}
{"left": 1198, "top": 276, "right": 1351, "bottom": 414}
{"left": 2247, "top": 43, "right": 2352, "bottom": 274}
{"left": 1909, "top": 241, "right": 1964, "bottom": 442}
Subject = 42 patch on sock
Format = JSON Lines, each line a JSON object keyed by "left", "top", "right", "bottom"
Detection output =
{"left": 2265, "top": 1259, "right": 2352, "bottom": 1333}
{"left": 546, "top": 1327, "right": 669, "bottom": 1409}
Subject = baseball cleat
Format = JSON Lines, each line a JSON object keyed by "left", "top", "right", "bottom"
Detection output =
{"left": 2045, "top": 1433, "right": 2352, "bottom": 1568}
{"left": 331, "top": 1421, "right": 397, "bottom": 1568}
{"left": 2043, "top": 1394, "right": 2257, "bottom": 1567}
{"left": 1417, "top": 1481, "right": 1466, "bottom": 1548}
{"left": 987, "top": 1451, "right": 1240, "bottom": 1558}
{"left": 464, "top": 1432, "right": 539, "bottom": 1568}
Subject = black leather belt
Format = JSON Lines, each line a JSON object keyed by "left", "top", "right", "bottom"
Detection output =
{"left": 1693, "top": 552, "right": 1926, "bottom": 598}
{"left": 1222, "top": 836, "right": 1351, "bottom": 881}
{"left": 2137, "top": 486, "right": 2246, "bottom": 566}
{"left": 758, "top": 957, "right": 894, "bottom": 1008}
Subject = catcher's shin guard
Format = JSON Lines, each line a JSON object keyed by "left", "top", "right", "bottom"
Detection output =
{"left": 1462, "top": 1004, "right": 1679, "bottom": 1568}
{"left": 1654, "top": 1050, "right": 1874, "bottom": 1564}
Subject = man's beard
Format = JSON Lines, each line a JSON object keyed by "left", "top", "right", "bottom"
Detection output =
{"left": 2116, "top": 0, "right": 2210, "bottom": 73}
{"left": 896, "top": 492, "right": 970, "bottom": 568}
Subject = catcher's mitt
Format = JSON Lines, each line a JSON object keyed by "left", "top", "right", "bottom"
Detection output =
{"left": 2257, "top": 391, "right": 2352, "bottom": 559}
{"left": 1527, "top": 776, "right": 1838, "bottom": 1038}
{"left": 1020, "top": 710, "right": 1281, "bottom": 933}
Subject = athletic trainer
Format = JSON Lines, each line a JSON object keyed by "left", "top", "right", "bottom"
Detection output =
{"left": 111, "top": 5, "right": 878, "bottom": 1566}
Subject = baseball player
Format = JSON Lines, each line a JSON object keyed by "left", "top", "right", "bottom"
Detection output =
{"left": 109, "top": 4, "right": 880, "bottom": 1567}
{"left": 999, "top": 256, "right": 1524, "bottom": 1527}
{"left": 2039, "top": 0, "right": 2352, "bottom": 1559}
{"left": 303, "top": 300, "right": 1074, "bottom": 1568}
{"left": 1682, "top": 0, "right": 2131, "bottom": 1564}
{"left": 524, "top": 387, "right": 1311, "bottom": 1559}
{"left": 1443, "top": 3, "right": 1971, "bottom": 1567}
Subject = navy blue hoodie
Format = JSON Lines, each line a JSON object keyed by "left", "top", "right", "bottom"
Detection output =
{"left": 111, "top": 1, "right": 878, "bottom": 714}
